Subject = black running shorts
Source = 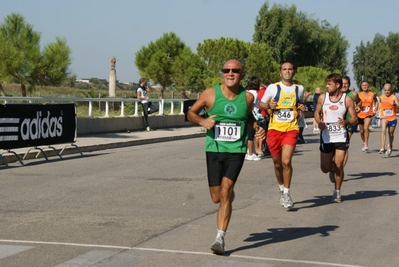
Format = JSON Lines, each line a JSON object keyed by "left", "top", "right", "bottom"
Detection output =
{"left": 206, "top": 152, "right": 246, "bottom": 186}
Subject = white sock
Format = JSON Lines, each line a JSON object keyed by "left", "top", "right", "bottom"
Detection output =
{"left": 279, "top": 184, "right": 284, "bottom": 192}
{"left": 217, "top": 229, "right": 225, "bottom": 239}
{"left": 335, "top": 189, "right": 340, "bottom": 195}
{"left": 283, "top": 187, "right": 290, "bottom": 194}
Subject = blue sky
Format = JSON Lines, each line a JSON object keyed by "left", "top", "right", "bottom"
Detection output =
{"left": 2, "top": 0, "right": 399, "bottom": 87}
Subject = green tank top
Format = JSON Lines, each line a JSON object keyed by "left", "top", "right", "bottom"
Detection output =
{"left": 345, "top": 91, "right": 355, "bottom": 120}
{"left": 205, "top": 84, "right": 249, "bottom": 153}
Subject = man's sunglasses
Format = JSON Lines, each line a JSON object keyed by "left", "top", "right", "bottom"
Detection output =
{"left": 221, "top": 68, "right": 241, "bottom": 74}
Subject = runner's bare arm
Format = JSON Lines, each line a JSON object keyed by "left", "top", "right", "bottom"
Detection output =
{"left": 187, "top": 88, "right": 216, "bottom": 130}
{"left": 314, "top": 94, "right": 326, "bottom": 130}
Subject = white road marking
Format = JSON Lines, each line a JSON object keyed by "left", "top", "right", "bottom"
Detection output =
{"left": 0, "top": 239, "right": 365, "bottom": 267}
{"left": 54, "top": 249, "right": 147, "bottom": 267}
{"left": 54, "top": 250, "right": 118, "bottom": 266}
{"left": 0, "top": 245, "right": 33, "bottom": 259}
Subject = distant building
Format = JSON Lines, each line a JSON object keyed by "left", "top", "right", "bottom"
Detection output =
{"left": 76, "top": 78, "right": 90, "bottom": 84}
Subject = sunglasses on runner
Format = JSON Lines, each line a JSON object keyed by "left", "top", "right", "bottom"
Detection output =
{"left": 221, "top": 68, "right": 241, "bottom": 74}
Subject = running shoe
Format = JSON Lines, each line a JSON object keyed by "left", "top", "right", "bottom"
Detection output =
{"left": 279, "top": 190, "right": 284, "bottom": 206}
{"left": 362, "top": 145, "right": 369, "bottom": 152}
{"left": 332, "top": 191, "right": 342, "bottom": 203}
{"left": 282, "top": 193, "right": 294, "bottom": 209}
{"left": 378, "top": 148, "right": 385, "bottom": 154}
{"left": 386, "top": 148, "right": 392, "bottom": 156}
{"left": 246, "top": 154, "right": 261, "bottom": 161}
{"left": 211, "top": 236, "right": 225, "bottom": 255}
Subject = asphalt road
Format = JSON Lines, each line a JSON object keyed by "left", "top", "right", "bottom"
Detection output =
{"left": 0, "top": 126, "right": 398, "bottom": 267}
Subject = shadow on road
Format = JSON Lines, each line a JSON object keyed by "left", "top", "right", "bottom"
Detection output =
{"left": 294, "top": 190, "right": 397, "bottom": 210}
{"left": 226, "top": 225, "right": 338, "bottom": 255}
{"left": 346, "top": 171, "right": 396, "bottom": 181}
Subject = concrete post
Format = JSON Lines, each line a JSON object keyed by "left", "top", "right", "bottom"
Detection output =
{"left": 109, "top": 57, "right": 117, "bottom": 97}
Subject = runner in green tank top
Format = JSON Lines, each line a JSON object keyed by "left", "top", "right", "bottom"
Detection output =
{"left": 341, "top": 76, "right": 361, "bottom": 167}
{"left": 187, "top": 59, "right": 265, "bottom": 255}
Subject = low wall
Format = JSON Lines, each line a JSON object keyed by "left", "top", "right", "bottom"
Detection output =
{"left": 77, "top": 101, "right": 317, "bottom": 135}
{"left": 77, "top": 114, "right": 193, "bottom": 135}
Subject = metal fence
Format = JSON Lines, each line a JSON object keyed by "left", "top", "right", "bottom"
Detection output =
{"left": 0, "top": 97, "right": 188, "bottom": 117}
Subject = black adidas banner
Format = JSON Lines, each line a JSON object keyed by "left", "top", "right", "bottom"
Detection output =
{"left": 0, "top": 103, "right": 76, "bottom": 150}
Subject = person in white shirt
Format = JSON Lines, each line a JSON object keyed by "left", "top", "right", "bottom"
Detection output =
{"left": 245, "top": 76, "right": 262, "bottom": 161}
{"left": 136, "top": 78, "right": 159, "bottom": 131}
{"left": 259, "top": 62, "right": 306, "bottom": 210}
{"left": 314, "top": 73, "right": 357, "bottom": 203}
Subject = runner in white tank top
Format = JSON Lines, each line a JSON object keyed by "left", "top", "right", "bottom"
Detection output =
{"left": 314, "top": 74, "right": 358, "bottom": 203}
{"left": 321, "top": 92, "right": 348, "bottom": 144}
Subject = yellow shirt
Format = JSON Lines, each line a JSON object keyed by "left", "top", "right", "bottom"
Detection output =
{"left": 269, "top": 84, "right": 299, "bottom": 132}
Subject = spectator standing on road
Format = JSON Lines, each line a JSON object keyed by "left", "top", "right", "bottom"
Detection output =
{"left": 378, "top": 83, "right": 399, "bottom": 156}
{"left": 259, "top": 62, "right": 306, "bottom": 210}
{"left": 245, "top": 76, "right": 262, "bottom": 161}
{"left": 137, "top": 78, "right": 159, "bottom": 131}
{"left": 187, "top": 59, "right": 265, "bottom": 255}
{"left": 313, "top": 87, "right": 321, "bottom": 133}
{"left": 314, "top": 74, "right": 357, "bottom": 203}
{"left": 358, "top": 81, "right": 378, "bottom": 152}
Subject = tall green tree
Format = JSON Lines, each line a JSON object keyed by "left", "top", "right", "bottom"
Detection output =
{"left": 0, "top": 13, "right": 71, "bottom": 96}
{"left": 253, "top": 2, "right": 348, "bottom": 73}
{"left": 197, "top": 37, "right": 248, "bottom": 87}
{"left": 294, "top": 66, "right": 330, "bottom": 93}
{"left": 245, "top": 42, "right": 279, "bottom": 83}
{"left": 352, "top": 41, "right": 367, "bottom": 84}
{"left": 33, "top": 37, "right": 71, "bottom": 86}
{"left": 135, "top": 32, "right": 187, "bottom": 98}
{"left": 385, "top": 32, "right": 399, "bottom": 90}
{"left": 353, "top": 34, "right": 392, "bottom": 90}
{"left": 0, "top": 13, "right": 40, "bottom": 96}
{"left": 171, "top": 47, "right": 205, "bottom": 97}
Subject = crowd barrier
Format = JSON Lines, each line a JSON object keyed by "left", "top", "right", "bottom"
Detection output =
{"left": 0, "top": 103, "right": 82, "bottom": 166}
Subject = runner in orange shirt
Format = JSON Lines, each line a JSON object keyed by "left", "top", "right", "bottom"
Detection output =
{"left": 357, "top": 81, "right": 378, "bottom": 152}
{"left": 378, "top": 83, "right": 399, "bottom": 156}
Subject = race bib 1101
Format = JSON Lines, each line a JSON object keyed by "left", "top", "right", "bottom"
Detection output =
{"left": 214, "top": 122, "right": 241, "bottom": 142}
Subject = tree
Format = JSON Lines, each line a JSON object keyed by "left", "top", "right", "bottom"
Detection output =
{"left": 135, "top": 32, "right": 187, "bottom": 98}
{"left": 385, "top": 32, "right": 399, "bottom": 91}
{"left": 197, "top": 37, "right": 248, "bottom": 87}
{"left": 33, "top": 37, "right": 71, "bottom": 87}
{"left": 0, "top": 13, "right": 40, "bottom": 96}
{"left": 171, "top": 47, "right": 205, "bottom": 97}
{"left": 294, "top": 66, "right": 330, "bottom": 93}
{"left": 0, "top": 13, "right": 71, "bottom": 96}
{"left": 245, "top": 42, "right": 279, "bottom": 83}
{"left": 253, "top": 2, "right": 348, "bottom": 73}
{"left": 353, "top": 34, "right": 392, "bottom": 90}
{"left": 352, "top": 41, "right": 367, "bottom": 85}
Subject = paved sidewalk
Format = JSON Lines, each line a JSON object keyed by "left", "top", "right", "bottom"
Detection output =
{"left": 0, "top": 126, "right": 206, "bottom": 166}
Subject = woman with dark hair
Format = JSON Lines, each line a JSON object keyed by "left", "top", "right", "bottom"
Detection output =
{"left": 136, "top": 78, "right": 159, "bottom": 131}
